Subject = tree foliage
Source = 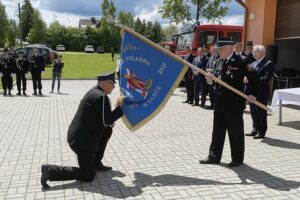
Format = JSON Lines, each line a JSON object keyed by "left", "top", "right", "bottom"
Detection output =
{"left": 6, "top": 20, "right": 18, "bottom": 47}
{"left": 20, "top": 0, "right": 34, "bottom": 40}
{"left": 27, "top": 10, "right": 47, "bottom": 43}
{"left": 160, "top": 0, "right": 231, "bottom": 24}
{"left": 0, "top": 2, "right": 9, "bottom": 46}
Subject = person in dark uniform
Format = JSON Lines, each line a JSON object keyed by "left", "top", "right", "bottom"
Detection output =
{"left": 199, "top": 38, "right": 259, "bottom": 167}
{"left": 15, "top": 52, "right": 30, "bottom": 95}
{"left": 40, "top": 72, "right": 124, "bottom": 189}
{"left": 192, "top": 47, "right": 208, "bottom": 106}
{"left": 29, "top": 48, "right": 45, "bottom": 95}
{"left": 182, "top": 46, "right": 195, "bottom": 104}
{"left": 50, "top": 55, "right": 64, "bottom": 93}
{"left": 245, "top": 45, "right": 274, "bottom": 139}
{"left": 0, "top": 47, "right": 14, "bottom": 96}
{"left": 244, "top": 41, "right": 256, "bottom": 63}
{"left": 205, "top": 45, "right": 219, "bottom": 109}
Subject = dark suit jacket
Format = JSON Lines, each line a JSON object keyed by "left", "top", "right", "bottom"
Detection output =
{"left": 184, "top": 53, "right": 196, "bottom": 80}
{"left": 254, "top": 57, "right": 274, "bottom": 102}
{"left": 196, "top": 56, "right": 208, "bottom": 81}
{"left": 29, "top": 54, "right": 45, "bottom": 72}
{"left": 213, "top": 53, "right": 259, "bottom": 112}
{"left": 0, "top": 56, "right": 14, "bottom": 74}
{"left": 67, "top": 86, "right": 123, "bottom": 152}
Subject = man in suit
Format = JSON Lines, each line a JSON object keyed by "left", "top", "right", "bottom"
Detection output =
{"left": 0, "top": 47, "right": 14, "bottom": 96}
{"left": 245, "top": 45, "right": 274, "bottom": 139}
{"left": 199, "top": 38, "right": 259, "bottom": 167}
{"left": 205, "top": 45, "right": 219, "bottom": 109}
{"left": 192, "top": 47, "right": 208, "bottom": 106}
{"left": 15, "top": 52, "right": 30, "bottom": 95}
{"left": 29, "top": 48, "right": 45, "bottom": 95}
{"left": 40, "top": 72, "right": 124, "bottom": 189}
{"left": 182, "top": 46, "right": 195, "bottom": 104}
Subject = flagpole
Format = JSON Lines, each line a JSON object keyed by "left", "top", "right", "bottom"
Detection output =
{"left": 109, "top": 18, "right": 270, "bottom": 112}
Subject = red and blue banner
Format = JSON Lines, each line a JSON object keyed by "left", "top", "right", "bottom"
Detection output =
{"left": 119, "top": 31, "right": 188, "bottom": 131}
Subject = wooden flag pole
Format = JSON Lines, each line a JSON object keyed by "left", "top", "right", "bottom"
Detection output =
{"left": 109, "top": 17, "right": 270, "bottom": 112}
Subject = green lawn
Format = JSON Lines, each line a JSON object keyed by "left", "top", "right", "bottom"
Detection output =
{"left": 1, "top": 52, "right": 118, "bottom": 90}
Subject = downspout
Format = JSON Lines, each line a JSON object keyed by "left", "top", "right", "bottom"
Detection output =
{"left": 235, "top": 0, "right": 248, "bottom": 49}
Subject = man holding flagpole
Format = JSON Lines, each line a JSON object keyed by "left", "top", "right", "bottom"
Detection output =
{"left": 200, "top": 38, "right": 259, "bottom": 167}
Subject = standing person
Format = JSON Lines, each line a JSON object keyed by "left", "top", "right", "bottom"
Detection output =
{"left": 244, "top": 41, "right": 256, "bottom": 63}
{"left": 115, "top": 57, "right": 122, "bottom": 82}
{"left": 192, "top": 47, "right": 208, "bottom": 106}
{"left": 245, "top": 45, "right": 274, "bottom": 139}
{"left": 182, "top": 46, "right": 195, "bottom": 104}
{"left": 199, "top": 38, "right": 258, "bottom": 167}
{"left": 0, "top": 47, "right": 14, "bottom": 96}
{"left": 40, "top": 72, "right": 124, "bottom": 189}
{"left": 111, "top": 47, "right": 115, "bottom": 61}
{"left": 205, "top": 45, "right": 220, "bottom": 109}
{"left": 15, "top": 52, "right": 30, "bottom": 95}
{"left": 29, "top": 48, "right": 45, "bottom": 95}
{"left": 50, "top": 55, "right": 64, "bottom": 93}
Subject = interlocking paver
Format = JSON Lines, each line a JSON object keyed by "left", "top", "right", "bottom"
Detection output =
{"left": 0, "top": 80, "right": 299, "bottom": 199}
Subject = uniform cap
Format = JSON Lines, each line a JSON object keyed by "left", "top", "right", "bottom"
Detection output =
{"left": 97, "top": 72, "right": 116, "bottom": 83}
{"left": 246, "top": 41, "right": 253, "bottom": 46}
{"left": 215, "top": 37, "right": 234, "bottom": 48}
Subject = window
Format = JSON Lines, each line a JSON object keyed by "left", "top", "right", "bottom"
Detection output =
{"left": 227, "top": 32, "right": 241, "bottom": 43}
{"left": 177, "top": 32, "right": 194, "bottom": 50}
{"left": 198, "top": 31, "right": 217, "bottom": 47}
{"left": 219, "top": 31, "right": 224, "bottom": 38}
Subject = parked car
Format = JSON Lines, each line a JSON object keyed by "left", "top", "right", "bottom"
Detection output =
{"left": 84, "top": 45, "right": 94, "bottom": 53}
{"left": 12, "top": 44, "right": 53, "bottom": 65}
{"left": 96, "top": 46, "right": 105, "bottom": 54}
{"left": 56, "top": 45, "right": 65, "bottom": 51}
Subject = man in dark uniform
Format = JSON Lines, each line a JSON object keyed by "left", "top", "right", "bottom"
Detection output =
{"left": 29, "top": 48, "right": 45, "bottom": 95}
{"left": 15, "top": 52, "right": 30, "bottom": 95}
{"left": 244, "top": 41, "right": 256, "bottom": 64}
{"left": 182, "top": 46, "right": 196, "bottom": 104}
{"left": 40, "top": 72, "right": 124, "bottom": 189}
{"left": 0, "top": 47, "right": 14, "bottom": 96}
{"left": 205, "top": 45, "right": 219, "bottom": 109}
{"left": 245, "top": 45, "right": 274, "bottom": 139}
{"left": 199, "top": 38, "right": 259, "bottom": 167}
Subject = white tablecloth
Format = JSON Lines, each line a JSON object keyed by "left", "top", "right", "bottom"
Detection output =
{"left": 271, "top": 88, "right": 300, "bottom": 110}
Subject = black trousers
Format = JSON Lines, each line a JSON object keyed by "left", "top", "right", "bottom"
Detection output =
{"left": 208, "top": 111, "right": 244, "bottom": 163}
{"left": 207, "top": 85, "right": 214, "bottom": 107}
{"left": 185, "top": 79, "right": 194, "bottom": 102}
{"left": 16, "top": 72, "right": 27, "bottom": 92}
{"left": 46, "top": 127, "right": 112, "bottom": 182}
{"left": 200, "top": 79, "right": 208, "bottom": 106}
{"left": 193, "top": 76, "right": 201, "bottom": 104}
{"left": 31, "top": 70, "right": 42, "bottom": 91}
{"left": 250, "top": 93, "right": 268, "bottom": 136}
{"left": 1, "top": 72, "right": 13, "bottom": 90}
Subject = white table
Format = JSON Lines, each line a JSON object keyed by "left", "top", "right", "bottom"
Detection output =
{"left": 271, "top": 88, "right": 300, "bottom": 124}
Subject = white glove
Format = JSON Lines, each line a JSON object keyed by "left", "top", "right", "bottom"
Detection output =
{"left": 11, "top": 73, "right": 15, "bottom": 77}
{"left": 25, "top": 73, "right": 30, "bottom": 79}
{"left": 0, "top": 73, "right": 2, "bottom": 77}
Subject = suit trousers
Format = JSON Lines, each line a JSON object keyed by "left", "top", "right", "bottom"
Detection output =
{"left": 1, "top": 72, "right": 13, "bottom": 90}
{"left": 31, "top": 70, "right": 42, "bottom": 91}
{"left": 193, "top": 76, "right": 201, "bottom": 104}
{"left": 208, "top": 111, "right": 245, "bottom": 163}
{"left": 94, "top": 127, "right": 113, "bottom": 165}
{"left": 47, "top": 144, "right": 96, "bottom": 182}
{"left": 16, "top": 72, "right": 27, "bottom": 91}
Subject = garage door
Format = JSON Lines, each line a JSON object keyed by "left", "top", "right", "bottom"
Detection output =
{"left": 275, "top": 0, "right": 300, "bottom": 39}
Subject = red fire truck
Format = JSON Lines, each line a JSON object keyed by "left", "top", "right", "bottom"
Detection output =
{"left": 158, "top": 35, "right": 179, "bottom": 53}
{"left": 175, "top": 24, "right": 243, "bottom": 56}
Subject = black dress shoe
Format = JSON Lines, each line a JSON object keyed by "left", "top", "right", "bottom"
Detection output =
{"left": 182, "top": 100, "right": 189, "bottom": 103}
{"left": 245, "top": 130, "right": 257, "bottom": 136}
{"left": 39, "top": 91, "right": 43, "bottom": 96}
{"left": 188, "top": 101, "right": 194, "bottom": 104}
{"left": 41, "top": 165, "right": 50, "bottom": 189}
{"left": 200, "top": 104, "right": 205, "bottom": 108}
{"left": 253, "top": 133, "right": 265, "bottom": 139}
{"left": 3, "top": 91, "right": 7, "bottom": 96}
{"left": 23, "top": 91, "right": 27, "bottom": 96}
{"left": 199, "top": 157, "right": 220, "bottom": 164}
{"left": 227, "top": 161, "right": 243, "bottom": 167}
{"left": 33, "top": 91, "right": 37, "bottom": 95}
{"left": 17, "top": 91, "right": 21, "bottom": 96}
{"left": 96, "top": 162, "right": 112, "bottom": 171}
{"left": 192, "top": 103, "right": 199, "bottom": 106}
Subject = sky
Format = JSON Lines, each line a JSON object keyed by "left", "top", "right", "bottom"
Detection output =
{"left": 2, "top": 0, "right": 244, "bottom": 28}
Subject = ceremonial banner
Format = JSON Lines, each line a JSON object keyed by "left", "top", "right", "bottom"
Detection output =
{"left": 119, "top": 31, "right": 188, "bottom": 131}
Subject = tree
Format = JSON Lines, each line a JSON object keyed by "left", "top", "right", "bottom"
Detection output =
{"left": 134, "top": 18, "right": 143, "bottom": 34}
{"left": 6, "top": 20, "right": 18, "bottom": 47}
{"left": 117, "top": 11, "right": 134, "bottom": 29}
{"left": 20, "top": 0, "right": 34, "bottom": 40}
{"left": 151, "top": 22, "right": 164, "bottom": 43}
{"left": 162, "top": 25, "right": 178, "bottom": 41}
{"left": 0, "top": 1, "right": 9, "bottom": 46}
{"left": 159, "top": 0, "right": 231, "bottom": 24}
{"left": 27, "top": 10, "right": 47, "bottom": 43}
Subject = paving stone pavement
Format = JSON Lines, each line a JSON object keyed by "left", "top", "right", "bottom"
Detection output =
{"left": 0, "top": 80, "right": 299, "bottom": 200}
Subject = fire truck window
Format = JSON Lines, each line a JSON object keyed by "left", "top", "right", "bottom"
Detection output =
{"left": 227, "top": 32, "right": 241, "bottom": 43}
{"left": 219, "top": 31, "right": 224, "bottom": 37}
{"left": 198, "top": 31, "right": 217, "bottom": 47}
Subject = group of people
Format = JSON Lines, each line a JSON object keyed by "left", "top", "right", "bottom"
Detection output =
{"left": 182, "top": 38, "right": 274, "bottom": 167}
{"left": 0, "top": 47, "right": 64, "bottom": 96}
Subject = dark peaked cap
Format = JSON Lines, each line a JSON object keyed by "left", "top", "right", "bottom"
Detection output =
{"left": 215, "top": 37, "right": 234, "bottom": 48}
{"left": 97, "top": 72, "right": 116, "bottom": 83}
{"left": 246, "top": 41, "right": 253, "bottom": 46}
